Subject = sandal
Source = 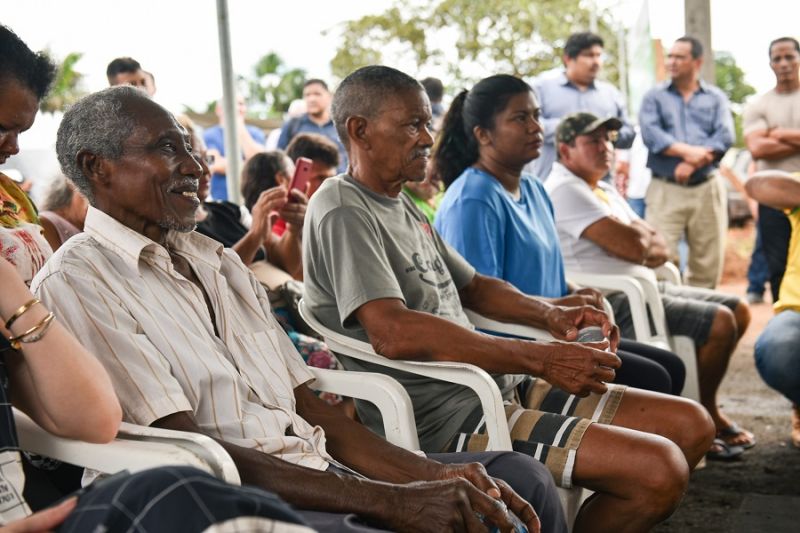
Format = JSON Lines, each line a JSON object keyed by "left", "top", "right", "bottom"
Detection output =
{"left": 716, "top": 422, "right": 756, "bottom": 450}
{"left": 706, "top": 438, "right": 744, "bottom": 461}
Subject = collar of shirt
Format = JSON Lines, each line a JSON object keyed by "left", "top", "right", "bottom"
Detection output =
{"left": 300, "top": 113, "right": 334, "bottom": 128}
{"left": 558, "top": 71, "right": 597, "bottom": 91}
{"left": 666, "top": 78, "right": 710, "bottom": 96}
{"left": 83, "top": 206, "right": 224, "bottom": 274}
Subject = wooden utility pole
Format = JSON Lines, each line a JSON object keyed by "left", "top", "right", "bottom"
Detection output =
{"left": 684, "top": 0, "right": 715, "bottom": 83}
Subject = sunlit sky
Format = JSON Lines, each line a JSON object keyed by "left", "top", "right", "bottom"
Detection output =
{"left": 2, "top": 0, "right": 799, "bottom": 152}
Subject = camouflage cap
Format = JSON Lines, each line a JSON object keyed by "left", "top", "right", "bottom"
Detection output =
{"left": 556, "top": 112, "right": 623, "bottom": 144}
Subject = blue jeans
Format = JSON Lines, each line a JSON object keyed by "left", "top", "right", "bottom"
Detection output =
{"left": 754, "top": 309, "right": 800, "bottom": 405}
{"left": 746, "top": 225, "right": 769, "bottom": 296}
{"left": 627, "top": 197, "right": 646, "bottom": 219}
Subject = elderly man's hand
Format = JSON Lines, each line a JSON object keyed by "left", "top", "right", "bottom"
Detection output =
{"left": 539, "top": 340, "right": 621, "bottom": 396}
{"left": 544, "top": 305, "right": 620, "bottom": 351}
{"left": 553, "top": 288, "right": 605, "bottom": 311}
{"left": 384, "top": 462, "right": 540, "bottom": 533}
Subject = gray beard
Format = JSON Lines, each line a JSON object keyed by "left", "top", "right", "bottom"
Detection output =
{"left": 158, "top": 218, "right": 197, "bottom": 233}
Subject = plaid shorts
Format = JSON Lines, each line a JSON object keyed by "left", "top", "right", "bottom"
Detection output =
{"left": 445, "top": 378, "right": 625, "bottom": 488}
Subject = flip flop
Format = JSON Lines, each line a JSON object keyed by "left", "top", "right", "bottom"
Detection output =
{"left": 706, "top": 438, "right": 745, "bottom": 461}
{"left": 717, "top": 422, "right": 756, "bottom": 450}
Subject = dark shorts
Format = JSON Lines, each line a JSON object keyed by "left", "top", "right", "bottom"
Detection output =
{"left": 608, "top": 281, "right": 741, "bottom": 346}
{"left": 444, "top": 378, "right": 625, "bottom": 489}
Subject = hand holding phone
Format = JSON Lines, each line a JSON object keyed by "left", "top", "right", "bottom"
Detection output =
{"left": 288, "top": 157, "right": 314, "bottom": 202}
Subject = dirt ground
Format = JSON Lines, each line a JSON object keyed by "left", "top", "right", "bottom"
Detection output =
{"left": 654, "top": 223, "right": 800, "bottom": 533}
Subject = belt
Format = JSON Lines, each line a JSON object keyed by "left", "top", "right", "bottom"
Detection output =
{"left": 652, "top": 175, "right": 710, "bottom": 187}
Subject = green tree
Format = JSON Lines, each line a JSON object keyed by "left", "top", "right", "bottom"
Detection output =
{"left": 244, "top": 52, "right": 306, "bottom": 118}
{"left": 715, "top": 51, "right": 756, "bottom": 147}
{"left": 40, "top": 51, "right": 87, "bottom": 113}
{"left": 330, "top": 0, "right": 621, "bottom": 87}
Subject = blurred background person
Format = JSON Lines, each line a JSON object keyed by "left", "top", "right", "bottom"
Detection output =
{"left": 38, "top": 174, "right": 88, "bottom": 251}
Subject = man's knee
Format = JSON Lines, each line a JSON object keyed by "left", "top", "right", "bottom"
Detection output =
{"left": 483, "top": 452, "right": 555, "bottom": 499}
{"left": 708, "top": 306, "right": 737, "bottom": 344}
{"left": 485, "top": 452, "right": 567, "bottom": 533}
{"left": 755, "top": 327, "right": 800, "bottom": 397}
{"left": 635, "top": 437, "right": 690, "bottom": 519}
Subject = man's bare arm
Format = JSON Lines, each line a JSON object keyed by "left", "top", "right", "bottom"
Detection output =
{"left": 663, "top": 142, "right": 713, "bottom": 167}
{"left": 770, "top": 127, "right": 800, "bottom": 148}
{"left": 580, "top": 216, "right": 654, "bottom": 264}
{"left": 745, "top": 130, "right": 799, "bottom": 160}
{"left": 355, "top": 297, "right": 619, "bottom": 397}
{"left": 152, "top": 409, "right": 535, "bottom": 532}
{"left": 745, "top": 170, "right": 800, "bottom": 211}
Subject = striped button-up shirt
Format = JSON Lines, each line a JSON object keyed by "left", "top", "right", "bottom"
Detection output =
{"left": 32, "top": 207, "right": 331, "bottom": 471}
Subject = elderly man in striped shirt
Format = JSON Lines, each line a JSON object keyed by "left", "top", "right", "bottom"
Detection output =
{"left": 31, "top": 85, "right": 565, "bottom": 533}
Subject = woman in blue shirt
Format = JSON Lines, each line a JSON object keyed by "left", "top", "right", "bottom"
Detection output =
{"left": 432, "top": 74, "right": 684, "bottom": 395}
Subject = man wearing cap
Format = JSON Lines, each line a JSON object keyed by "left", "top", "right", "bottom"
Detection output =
{"left": 639, "top": 36, "right": 734, "bottom": 289}
{"left": 545, "top": 112, "right": 754, "bottom": 459}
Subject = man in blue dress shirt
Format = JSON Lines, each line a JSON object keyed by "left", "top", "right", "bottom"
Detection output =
{"left": 532, "top": 32, "right": 635, "bottom": 180}
{"left": 639, "top": 36, "right": 734, "bottom": 288}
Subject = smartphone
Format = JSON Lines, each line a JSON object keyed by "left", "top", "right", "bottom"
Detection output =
{"left": 288, "top": 157, "right": 314, "bottom": 201}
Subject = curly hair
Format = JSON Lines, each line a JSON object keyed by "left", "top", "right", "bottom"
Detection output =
{"left": 0, "top": 25, "right": 56, "bottom": 100}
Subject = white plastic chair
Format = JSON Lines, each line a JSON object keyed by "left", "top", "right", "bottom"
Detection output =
{"left": 567, "top": 265, "right": 700, "bottom": 401}
{"left": 299, "top": 299, "right": 589, "bottom": 529}
{"left": 14, "top": 367, "right": 417, "bottom": 484}
{"left": 308, "top": 367, "right": 419, "bottom": 450}
{"left": 15, "top": 408, "right": 242, "bottom": 484}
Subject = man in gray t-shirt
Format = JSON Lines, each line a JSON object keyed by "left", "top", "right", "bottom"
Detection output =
{"left": 304, "top": 173, "right": 524, "bottom": 451}
{"left": 303, "top": 65, "right": 716, "bottom": 532}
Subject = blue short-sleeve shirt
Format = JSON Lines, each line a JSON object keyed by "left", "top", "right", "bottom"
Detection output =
{"left": 434, "top": 167, "right": 568, "bottom": 298}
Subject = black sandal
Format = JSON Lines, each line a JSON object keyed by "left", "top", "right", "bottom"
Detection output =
{"left": 706, "top": 438, "right": 744, "bottom": 461}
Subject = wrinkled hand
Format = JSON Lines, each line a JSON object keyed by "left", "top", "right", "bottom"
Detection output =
{"left": 385, "top": 462, "right": 539, "bottom": 533}
{"left": 545, "top": 305, "right": 620, "bottom": 351}
{"left": 434, "top": 463, "right": 540, "bottom": 533}
{"left": 250, "top": 187, "right": 288, "bottom": 237}
{"left": 674, "top": 161, "right": 696, "bottom": 184}
{"left": 280, "top": 189, "right": 308, "bottom": 230}
{"left": 539, "top": 340, "right": 621, "bottom": 396}
{"left": 552, "top": 288, "right": 604, "bottom": 311}
{"left": 1, "top": 497, "right": 76, "bottom": 532}
{"left": 572, "top": 287, "right": 605, "bottom": 311}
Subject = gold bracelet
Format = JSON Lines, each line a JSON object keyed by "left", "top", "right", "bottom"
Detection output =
{"left": 14, "top": 313, "right": 56, "bottom": 348}
{"left": 4, "top": 298, "right": 40, "bottom": 330}
{"left": 8, "top": 312, "right": 55, "bottom": 350}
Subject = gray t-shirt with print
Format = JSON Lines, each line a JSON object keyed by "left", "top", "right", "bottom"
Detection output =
{"left": 303, "top": 175, "right": 524, "bottom": 452}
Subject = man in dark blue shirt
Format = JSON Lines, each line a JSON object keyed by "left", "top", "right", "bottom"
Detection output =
{"left": 278, "top": 79, "right": 347, "bottom": 173}
{"left": 639, "top": 36, "right": 734, "bottom": 288}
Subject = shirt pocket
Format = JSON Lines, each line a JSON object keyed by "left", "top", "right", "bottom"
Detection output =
{"left": 688, "top": 103, "right": 717, "bottom": 132}
{"left": 234, "top": 330, "right": 295, "bottom": 409}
